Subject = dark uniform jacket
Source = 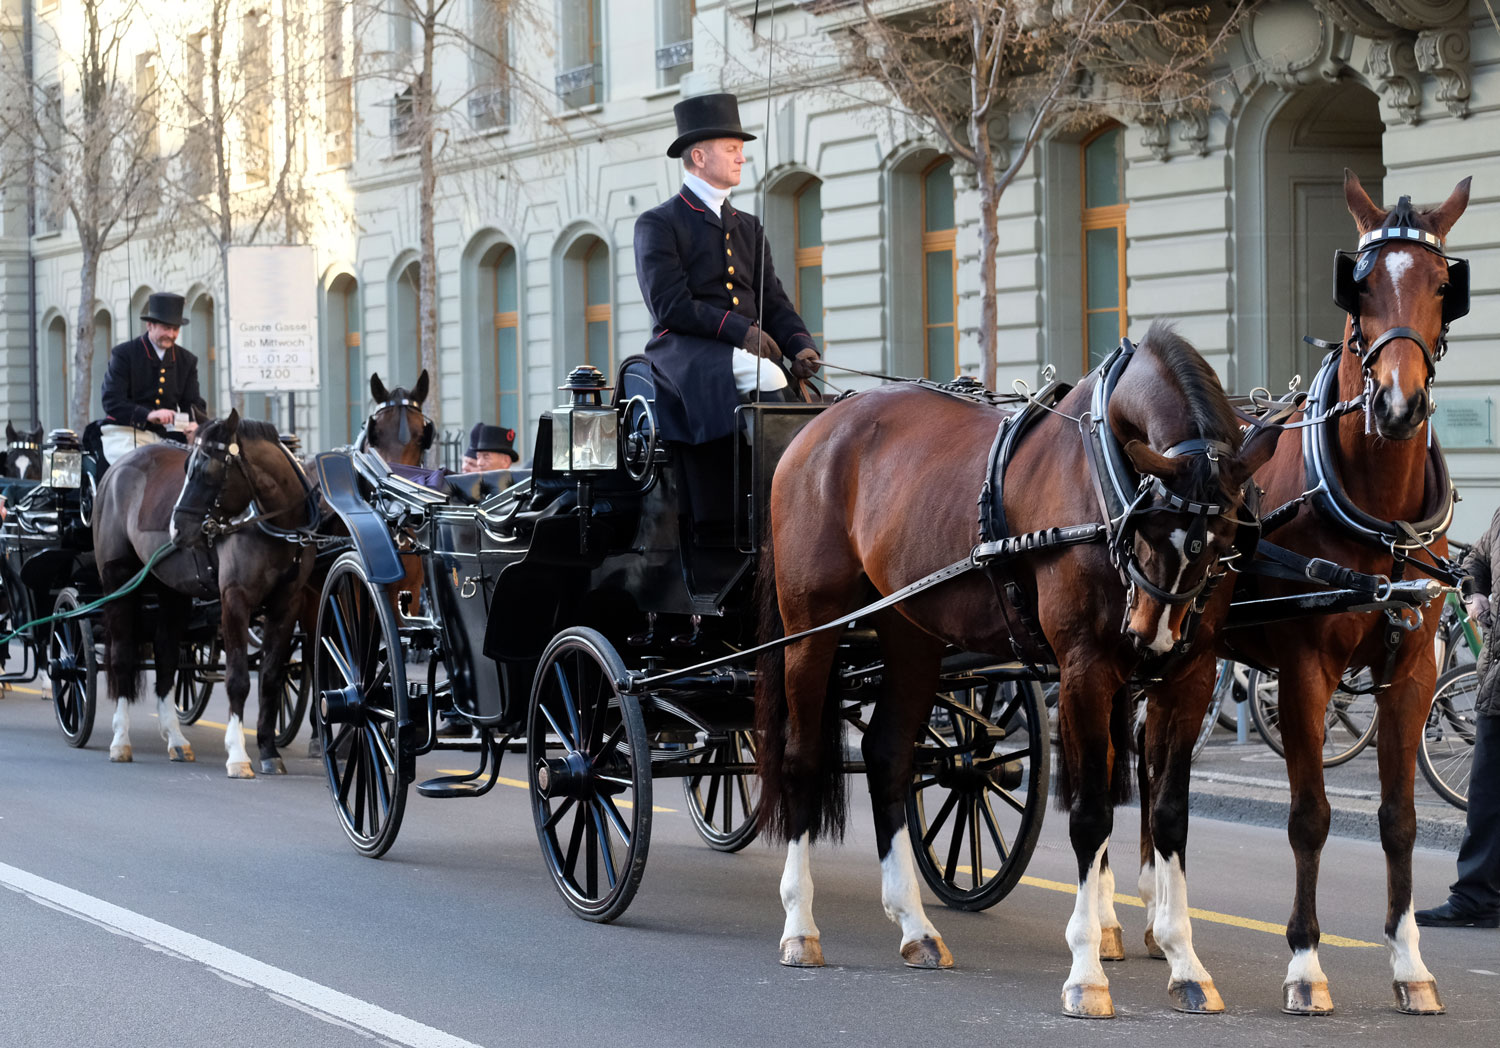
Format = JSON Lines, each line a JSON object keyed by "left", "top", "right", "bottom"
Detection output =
{"left": 1462, "top": 507, "right": 1500, "bottom": 717}
{"left": 101, "top": 335, "right": 206, "bottom": 429}
{"left": 634, "top": 187, "right": 816, "bottom": 444}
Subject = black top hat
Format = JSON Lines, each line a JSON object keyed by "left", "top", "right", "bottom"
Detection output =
{"left": 468, "top": 422, "right": 517, "bottom": 460}
{"left": 667, "top": 93, "right": 757, "bottom": 159}
{"left": 140, "top": 292, "right": 190, "bottom": 327}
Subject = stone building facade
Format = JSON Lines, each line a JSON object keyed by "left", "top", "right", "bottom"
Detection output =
{"left": 2, "top": 0, "right": 1496, "bottom": 535}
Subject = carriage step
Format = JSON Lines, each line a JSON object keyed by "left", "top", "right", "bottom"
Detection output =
{"left": 416, "top": 771, "right": 499, "bottom": 798}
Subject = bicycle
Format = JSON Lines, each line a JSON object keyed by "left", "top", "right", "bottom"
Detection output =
{"left": 1418, "top": 664, "right": 1479, "bottom": 810}
{"left": 1245, "top": 666, "right": 1379, "bottom": 767}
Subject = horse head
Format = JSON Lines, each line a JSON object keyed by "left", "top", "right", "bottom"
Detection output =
{"left": 4, "top": 421, "right": 44, "bottom": 480}
{"left": 1340, "top": 170, "right": 1471, "bottom": 441}
{"left": 365, "top": 370, "right": 432, "bottom": 466}
{"left": 171, "top": 409, "right": 245, "bottom": 549}
{"left": 1108, "top": 324, "right": 1279, "bottom": 654}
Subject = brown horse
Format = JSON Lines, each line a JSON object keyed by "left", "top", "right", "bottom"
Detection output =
{"left": 365, "top": 371, "right": 433, "bottom": 466}
{"left": 93, "top": 412, "right": 316, "bottom": 776}
{"left": 756, "top": 323, "right": 1277, "bottom": 1017}
{"left": 1141, "top": 172, "right": 1470, "bottom": 1016}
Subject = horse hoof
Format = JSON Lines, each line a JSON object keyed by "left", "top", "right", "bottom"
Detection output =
{"left": 1144, "top": 927, "right": 1166, "bottom": 960}
{"left": 226, "top": 762, "right": 256, "bottom": 779}
{"left": 306, "top": 738, "right": 324, "bottom": 759}
{"left": 1393, "top": 980, "right": 1445, "bottom": 1015}
{"left": 779, "top": 935, "right": 825, "bottom": 968}
{"left": 168, "top": 745, "right": 194, "bottom": 762}
{"left": 1169, "top": 978, "right": 1225, "bottom": 1014}
{"left": 259, "top": 757, "right": 287, "bottom": 775}
{"left": 900, "top": 935, "right": 954, "bottom": 969}
{"left": 1061, "top": 984, "right": 1114, "bottom": 1018}
{"left": 1282, "top": 979, "right": 1334, "bottom": 1015}
{"left": 1099, "top": 925, "right": 1125, "bottom": 961}
{"left": 109, "top": 745, "right": 132, "bottom": 763}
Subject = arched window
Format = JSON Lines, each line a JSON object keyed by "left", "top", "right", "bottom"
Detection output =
{"left": 91, "top": 310, "right": 112, "bottom": 419}
{"left": 480, "top": 244, "right": 521, "bottom": 434}
{"left": 583, "top": 239, "right": 611, "bottom": 372}
{"left": 46, "top": 316, "right": 67, "bottom": 428}
{"left": 394, "top": 259, "right": 422, "bottom": 382}
{"left": 921, "top": 157, "right": 956, "bottom": 380}
{"left": 794, "top": 180, "right": 824, "bottom": 350}
{"left": 327, "top": 274, "right": 362, "bottom": 443}
{"left": 1081, "top": 124, "right": 1127, "bottom": 371}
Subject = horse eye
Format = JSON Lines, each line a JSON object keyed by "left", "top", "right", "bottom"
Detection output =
{"left": 1438, "top": 283, "right": 1450, "bottom": 296}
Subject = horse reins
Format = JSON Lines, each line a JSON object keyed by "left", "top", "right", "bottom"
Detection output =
{"left": 181, "top": 435, "right": 322, "bottom": 545}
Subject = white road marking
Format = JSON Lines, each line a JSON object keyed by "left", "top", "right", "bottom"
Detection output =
{"left": 0, "top": 861, "right": 484, "bottom": 1048}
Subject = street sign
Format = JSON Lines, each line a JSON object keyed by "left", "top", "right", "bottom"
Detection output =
{"left": 1433, "top": 396, "right": 1493, "bottom": 448}
{"left": 227, "top": 245, "right": 319, "bottom": 392}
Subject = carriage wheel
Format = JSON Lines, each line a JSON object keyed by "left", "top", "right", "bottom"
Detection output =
{"left": 314, "top": 553, "right": 411, "bottom": 859}
{"left": 682, "top": 730, "right": 761, "bottom": 852}
{"left": 1246, "top": 669, "right": 1379, "bottom": 767}
{"left": 527, "top": 627, "right": 651, "bottom": 922}
{"left": 1418, "top": 665, "right": 1477, "bottom": 810}
{"left": 174, "top": 641, "right": 220, "bottom": 725}
{"left": 48, "top": 588, "right": 97, "bottom": 748}
{"left": 906, "top": 678, "right": 1049, "bottom": 911}
{"left": 272, "top": 630, "right": 311, "bottom": 748}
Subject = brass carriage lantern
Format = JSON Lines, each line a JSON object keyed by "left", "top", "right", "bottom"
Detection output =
{"left": 42, "top": 429, "right": 82, "bottom": 490}
{"left": 552, "top": 365, "right": 619, "bottom": 473}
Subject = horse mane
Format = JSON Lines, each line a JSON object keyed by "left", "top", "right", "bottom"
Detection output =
{"left": 1135, "top": 320, "right": 1241, "bottom": 504}
{"left": 201, "top": 416, "right": 281, "bottom": 445}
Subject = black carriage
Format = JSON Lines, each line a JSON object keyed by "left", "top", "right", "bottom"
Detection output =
{"left": 312, "top": 360, "right": 1051, "bottom": 920}
{"left": 0, "top": 428, "right": 311, "bottom": 749}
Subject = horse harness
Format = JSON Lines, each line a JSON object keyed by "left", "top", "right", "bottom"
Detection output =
{"left": 976, "top": 338, "right": 1259, "bottom": 675}
{"left": 365, "top": 395, "right": 435, "bottom": 452}
{"left": 183, "top": 435, "right": 324, "bottom": 549}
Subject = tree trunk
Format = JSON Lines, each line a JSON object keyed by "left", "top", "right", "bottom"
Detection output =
{"left": 417, "top": 9, "right": 440, "bottom": 429}
{"left": 70, "top": 245, "right": 100, "bottom": 432}
{"left": 971, "top": 118, "right": 1000, "bottom": 391}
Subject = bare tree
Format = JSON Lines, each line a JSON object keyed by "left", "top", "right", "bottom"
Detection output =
{"left": 821, "top": 1, "right": 1246, "bottom": 389}
{"left": 0, "top": 0, "right": 169, "bottom": 431}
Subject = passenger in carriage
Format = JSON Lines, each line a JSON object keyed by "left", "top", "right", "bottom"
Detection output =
{"left": 634, "top": 92, "right": 822, "bottom": 533}
{"left": 461, "top": 422, "right": 519, "bottom": 473}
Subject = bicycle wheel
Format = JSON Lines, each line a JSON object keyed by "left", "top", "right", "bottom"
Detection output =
{"left": 1245, "top": 668, "right": 1377, "bottom": 766}
{"left": 1418, "top": 665, "right": 1478, "bottom": 810}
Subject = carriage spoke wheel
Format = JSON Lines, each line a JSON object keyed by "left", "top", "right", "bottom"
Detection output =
{"left": 1246, "top": 669, "right": 1379, "bottom": 767}
{"left": 48, "top": 587, "right": 96, "bottom": 748}
{"left": 174, "top": 641, "right": 221, "bottom": 725}
{"left": 683, "top": 729, "right": 761, "bottom": 852}
{"left": 527, "top": 628, "right": 651, "bottom": 922}
{"left": 907, "top": 679, "right": 1049, "bottom": 911}
{"left": 314, "top": 553, "right": 410, "bottom": 859}
{"left": 1418, "top": 665, "right": 1477, "bottom": 810}
{"left": 273, "top": 630, "right": 311, "bottom": 748}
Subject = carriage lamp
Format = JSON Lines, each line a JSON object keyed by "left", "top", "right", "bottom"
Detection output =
{"left": 552, "top": 365, "right": 619, "bottom": 473}
{"left": 42, "top": 429, "right": 82, "bottom": 490}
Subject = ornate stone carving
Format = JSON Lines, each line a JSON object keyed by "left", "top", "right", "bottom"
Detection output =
{"left": 1366, "top": 37, "right": 1421, "bottom": 125}
{"left": 1141, "top": 119, "right": 1171, "bottom": 162}
{"left": 1244, "top": 5, "right": 1353, "bottom": 91}
{"left": 1177, "top": 111, "right": 1210, "bottom": 157}
{"left": 1414, "top": 26, "right": 1470, "bottom": 119}
{"left": 1310, "top": 0, "right": 1472, "bottom": 34}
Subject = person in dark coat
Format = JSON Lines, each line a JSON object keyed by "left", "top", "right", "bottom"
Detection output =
{"left": 99, "top": 292, "right": 206, "bottom": 463}
{"left": 634, "top": 92, "right": 821, "bottom": 448}
{"left": 1417, "top": 505, "right": 1500, "bottom": 928}
{"left": 462, "top": 422, "right": 519, "bottom": 472}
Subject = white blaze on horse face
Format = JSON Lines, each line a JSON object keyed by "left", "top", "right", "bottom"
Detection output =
{"left": 1384, "top": 249, "right": 1415, "bottom": 310}
{"left": 779, "top": 833, "right": 820, "bottom": 947}
{"left": 1142, "top": 528, "right": 1191, "bottom": 653}
{"left": 1064, "top": 841, "right": 1110, "bottom": 993}
{"left": 879, "top": 830, "right": 943, "bottom": 948}
{"left": 1153, "top": 852, "right": 1213, "bottom": 984}
{"left": 1389, "top": 902, "right": 1435, "bottom": 984}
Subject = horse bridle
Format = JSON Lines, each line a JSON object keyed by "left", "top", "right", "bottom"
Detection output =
{"left": 178, "top": 434, "right": 320, "bottom": 544}
{"left": 365, "top": 395, "right": 434, "bottom": 452}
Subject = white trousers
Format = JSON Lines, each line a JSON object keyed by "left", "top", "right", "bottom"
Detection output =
{"left": 100, "top": 424, "right": 163, "bottom": 464}
{"left": 731, "top": 348, "right": 789, "bottom": 395}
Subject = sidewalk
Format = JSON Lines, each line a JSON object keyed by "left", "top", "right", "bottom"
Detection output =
{"left": 1185, "top": 707, "right": 1467, "bottom": 851}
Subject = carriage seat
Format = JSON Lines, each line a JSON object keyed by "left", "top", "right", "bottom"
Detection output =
{"left": 443, "top": 469, "right": 519, "bottom": 505}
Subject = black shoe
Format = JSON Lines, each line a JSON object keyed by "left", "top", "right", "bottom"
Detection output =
{"left": 1414, "top": 902, "right": 1500, "bottom": 928}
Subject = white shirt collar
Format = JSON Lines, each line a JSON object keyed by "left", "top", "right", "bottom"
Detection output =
{"left": 682, "top": 172, "right": 731, "bottom": 214}
{"left": 145, "top": 333, "right": 167, "bottom": 360}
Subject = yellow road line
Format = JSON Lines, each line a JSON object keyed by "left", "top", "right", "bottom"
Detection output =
{"left": 437, "top": 769, "right": 679, "bottom": 814}
{"left": 4, "top": 684, "right": 50, "bottom": 697}
{"left": 1012, "top": 873, "right": 1382, "bottom": 949}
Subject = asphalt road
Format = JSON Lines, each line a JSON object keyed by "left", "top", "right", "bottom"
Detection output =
{"left": 3, "top": 682, "right": 1498, "bottom": 1048}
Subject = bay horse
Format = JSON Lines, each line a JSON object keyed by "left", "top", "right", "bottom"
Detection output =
{"left": 4, "top": 422, "right": 44, "bottom": 480}
{"left": 1139, "top": 172, "right": 1471, "bottom": 1016}
{"left": 93, "top": 412, "right": 316, "bottom": 776}
{"left": 365, "top": 371, "right": 433, "bottom": 466}
{"left": 757, "top": 323, "right": 1277, "bottom": 1017}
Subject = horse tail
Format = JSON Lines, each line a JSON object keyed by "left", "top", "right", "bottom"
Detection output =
{"left": 753, "top": 526, "right": 848, "bottom": 843}
{"left": 1053, "top": 685, "right": 1135, "bottom": 810}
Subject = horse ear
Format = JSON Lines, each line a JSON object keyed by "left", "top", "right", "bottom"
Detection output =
{"left": 5, "top": 423, "right": 14, "bottom": 441}
{"left": 1228, "top": 423, "right": 1282, "bottom": 489}
{"left": 1424, "top": 176, "right": 1471, "bottom": 240}
{"left": 370, "top": 373, "right": 388, "bottom": 403}
{"left": 1122, "top": 439, "right": 1179, "bottom": 481}
{"left": 226, "top": 408, "right": 240, "bottom": 430}
{"left": 413, "top": 369, "right": 429, "bottom": 404}
{"left": 1343, "top": 169, "right": 1385, "bottom": 234}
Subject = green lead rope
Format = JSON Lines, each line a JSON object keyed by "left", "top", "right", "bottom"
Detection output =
{"left": 0, "top": 539, "right": 179, "bottom": 646}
